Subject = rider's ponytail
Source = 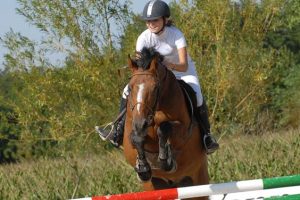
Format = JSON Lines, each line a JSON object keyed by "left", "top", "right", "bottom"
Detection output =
{"left": 165, "top": 18, "right": 173, "bottom": 27}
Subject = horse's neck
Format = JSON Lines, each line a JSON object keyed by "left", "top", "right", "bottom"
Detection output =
{"left": 159, "top": 74, "right": 190, "bottom": 122}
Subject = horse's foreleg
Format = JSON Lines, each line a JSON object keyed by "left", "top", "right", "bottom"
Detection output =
{"left": 157, "top": 121, "right": 176, "bottom": 172}
{"left": 131, "top": 131, "right": 152, "bottom": 182}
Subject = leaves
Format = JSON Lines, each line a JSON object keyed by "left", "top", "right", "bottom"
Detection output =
{"left": 16, "top": 0, "right": 133, "bottom": 56}
{"left": 170, "top": 0, "right": 288, "bottom": 134}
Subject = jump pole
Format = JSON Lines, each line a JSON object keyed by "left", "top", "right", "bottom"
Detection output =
{"left": 266, "top": 194, "right": 300, "bottom": 200}
{"left": 73, "top": 174, "right": 300, "bottom": 200}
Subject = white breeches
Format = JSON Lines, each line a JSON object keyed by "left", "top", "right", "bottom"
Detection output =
{"left": 122, "top": 74, "right": 203, "bottom": 107}
{"left": 179, "top": 75, "right": 203, "bottom": 107}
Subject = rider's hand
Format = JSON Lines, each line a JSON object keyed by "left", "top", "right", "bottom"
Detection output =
{"left": 163, "top": 60, "right": 175, "bottom": 71}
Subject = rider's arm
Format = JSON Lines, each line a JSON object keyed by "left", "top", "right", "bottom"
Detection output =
{"left": 164, "top": 47, "right": 188, "bottom": 72}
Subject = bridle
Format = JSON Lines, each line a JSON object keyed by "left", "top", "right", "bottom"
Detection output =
{"left": 128, "top": 64, "right": 168, "bottom": 126}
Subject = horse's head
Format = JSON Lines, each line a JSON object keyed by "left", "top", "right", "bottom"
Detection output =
{"left": 127, "top": 47, "right": 165, "bottom": 135}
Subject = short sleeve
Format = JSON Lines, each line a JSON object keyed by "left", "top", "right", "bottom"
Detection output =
{"left": 174, "top": 30, "right": 187, "bottom": 49}
{"left": 136, "top": 33, "right": 146, "bottom": 52}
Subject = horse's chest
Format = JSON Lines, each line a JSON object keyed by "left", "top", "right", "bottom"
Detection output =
{"left": 144, "top": 145, "right": 180, "bottom": 171}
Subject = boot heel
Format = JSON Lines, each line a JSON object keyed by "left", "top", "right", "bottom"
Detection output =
{"left": 203, "top": 134, "right": 219, "bottom": 154}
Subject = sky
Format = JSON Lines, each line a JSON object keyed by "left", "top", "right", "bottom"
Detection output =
{"left": 0, "top": 0, "right": 171, "bottom": 69}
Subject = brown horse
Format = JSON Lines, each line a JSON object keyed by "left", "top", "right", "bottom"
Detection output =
{"left": 123, "top": 47, "right": 209, "bottom": 200}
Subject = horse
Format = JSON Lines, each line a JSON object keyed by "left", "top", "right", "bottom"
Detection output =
{"left": 122, "top": 47, "right": 209, "bottom": 200}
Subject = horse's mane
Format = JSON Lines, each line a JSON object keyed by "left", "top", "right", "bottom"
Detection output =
{"left": 135, "top": 47, "right": 164, "bottom": 70}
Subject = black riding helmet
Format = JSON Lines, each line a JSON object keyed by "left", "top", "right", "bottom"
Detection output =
{"left": 142, "top": 0, "right": 170, "bottom": 21}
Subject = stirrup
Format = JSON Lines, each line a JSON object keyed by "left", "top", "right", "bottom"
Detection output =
{"left": 95, "top": 123, "right": 114, "bottom": 141}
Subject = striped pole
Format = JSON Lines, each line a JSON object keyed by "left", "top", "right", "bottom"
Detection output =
{"left": 73, "top": 174, "right": 300, "bottom": 200}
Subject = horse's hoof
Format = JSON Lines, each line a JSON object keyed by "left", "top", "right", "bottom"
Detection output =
{"left": 136, "top": 171, "right": 152, "bottom": 182}
{"left": 135, "top": 163, "right": 152, "bottom": 182}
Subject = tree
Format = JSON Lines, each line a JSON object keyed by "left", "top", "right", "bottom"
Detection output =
{"left": 170, "top": 0, "right": 287, "bottom": 134}
{"left": 0, "top": 0, "right": 134, "bottom": 159}
{"left": 16, "top": 0, "right": 132, "bottom": 60}
{"left": 264, "top": 0, "right": 300, "bottom": 128}
{"left": 0, "top": 71, "right": 21, "bottom": 163}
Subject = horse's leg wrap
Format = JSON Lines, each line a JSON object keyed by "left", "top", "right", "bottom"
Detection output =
{"left": 135, "top": 155, "right": 152, "bottom": 182}
{"left": 158, "top": 121, "right": 176, "bottom": 172}
{"left": 131, "top": 133, "right": 152, "bottom": 182}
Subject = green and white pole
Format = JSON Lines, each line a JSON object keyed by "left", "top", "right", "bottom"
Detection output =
{"left": 263, "top": 174, "right": 300, "bottom": 190}
{"left": 176, "top": 174, "right": 300, "bottom": 199}
{"left": 266, "top": 194, "right": 300, "bottom": 200}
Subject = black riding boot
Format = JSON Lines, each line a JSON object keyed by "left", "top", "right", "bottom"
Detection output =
{"left": 96, "top": 98, "right": 127, "bottom": 147}
{"left": 196, "top": 100, "right": 219, "bottom": 154}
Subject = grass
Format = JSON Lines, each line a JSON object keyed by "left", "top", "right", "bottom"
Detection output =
{"left": 209, "top": 129, "right": 300, "bottom": 182}
{"left": 0, "top": 128, "right": 299, "bottom": 200}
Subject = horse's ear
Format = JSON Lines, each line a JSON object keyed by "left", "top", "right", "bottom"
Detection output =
{"left": 128, "top": 54, "right": 137, "bottom": 72}
{"left": 149, "top": 56, "right": 158, "bottom": 73}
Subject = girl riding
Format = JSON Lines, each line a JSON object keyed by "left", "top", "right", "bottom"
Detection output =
{"left": 97, "top": 0, "right": 219, "bottom": 154}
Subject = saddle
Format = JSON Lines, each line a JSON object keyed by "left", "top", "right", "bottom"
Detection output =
{"left": 177, "top": 80, "right": 198, "bottom": 121}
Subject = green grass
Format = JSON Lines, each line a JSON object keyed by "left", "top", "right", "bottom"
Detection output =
{"left": 209, "top": 129, "right": 300, "bottom": 182}
{"left": 0, "top": 128, "right": 299, "bottom": 200}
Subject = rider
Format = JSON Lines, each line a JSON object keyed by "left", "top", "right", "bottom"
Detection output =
{"left": 97, "top": 0, "right": 219, "bottom": 154}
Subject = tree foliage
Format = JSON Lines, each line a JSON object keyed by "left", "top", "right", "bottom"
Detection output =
{"left": 16, "top": 0, "right": 132, "bottom": 57}
{"left": 264, "top": 0, "right": 300, "bottom": 127}
{"left": 0, "top": 72, "right": 20, "bottom": 163}
{"left": 168, "top": 0, "right": 289, "bottom": 134}
{"left": 1, "top": 0, "right": 133, "bottom": 160}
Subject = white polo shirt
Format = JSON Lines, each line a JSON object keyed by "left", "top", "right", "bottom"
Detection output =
{"left": 136, "top": 26, "right": 198, "bottom": 80}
